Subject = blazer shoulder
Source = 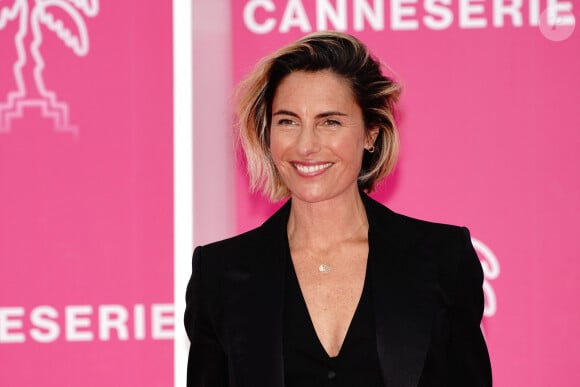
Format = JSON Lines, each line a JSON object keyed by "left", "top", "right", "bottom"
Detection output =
{"left": 393, "top": 210, "right": 469, "bottom": 244}
{"left": 364, "top": 193, "right": 467, "bottom": 245}
{"left": 364, "top": 194, "right": 478, "bottom": 283}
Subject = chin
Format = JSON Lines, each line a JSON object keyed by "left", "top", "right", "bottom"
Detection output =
{"left": 288, "top": 181, "right": 360, "bottom": 205}
{"left": 291, "top": 187, "right": 350, "bottom": 204}
{"left": 289, "top": 189, "right": 329, "bottom": 204}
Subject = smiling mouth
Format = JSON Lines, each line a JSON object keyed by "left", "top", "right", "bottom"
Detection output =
{"left": 292, "top": 162, "right": 333, "bottom": 174}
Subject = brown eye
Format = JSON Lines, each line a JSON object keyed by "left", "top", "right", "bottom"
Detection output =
{"left": 278, "top": 119, "right": 295, "bottom": 126}
{"left": 323, "top": 119, "right": 341, "bottom": 127}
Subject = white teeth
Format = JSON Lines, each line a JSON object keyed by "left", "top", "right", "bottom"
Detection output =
{"left": 294, "top": 162, "right": 333, "bottom": 174}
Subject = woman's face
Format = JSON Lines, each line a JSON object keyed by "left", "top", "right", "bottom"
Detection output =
{"left": 269, "top": 70, "right": 374, "bottom": 205}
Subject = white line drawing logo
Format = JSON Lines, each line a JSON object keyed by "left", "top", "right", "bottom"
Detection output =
{"left": 0, "top": 0, "right": 99, "bottom": 134}
{"left": 472, "top": 237, "right": 500, "bottom": 318}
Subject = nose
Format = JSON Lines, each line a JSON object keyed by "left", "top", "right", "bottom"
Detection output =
{"left": 296, "top": 124, "right": 320, "bottom": 156}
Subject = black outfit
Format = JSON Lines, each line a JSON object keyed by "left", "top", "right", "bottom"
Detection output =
{"left": 283, "top": 245, "right": 384, "bottom": 387}
{"left": 185, "top": 193, "right": 492, "bottom": 387}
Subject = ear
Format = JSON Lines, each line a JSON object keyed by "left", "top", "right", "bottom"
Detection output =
{"left": 365, "top": 126, "right": 379, "bottom": 149}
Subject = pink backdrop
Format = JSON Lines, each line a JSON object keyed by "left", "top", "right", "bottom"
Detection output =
{"left": 232, "top": 1, "right": 580, "bottom": 386}
{"left": 0, "top": 1, "right": 174, "bottom": 386}
{"left": 1, "top": 1, "right": 579, "bottom": 386}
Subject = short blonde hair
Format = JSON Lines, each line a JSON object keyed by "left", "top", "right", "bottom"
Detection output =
{"left": 236, "top": 31, "right": 401, "bottom": 201}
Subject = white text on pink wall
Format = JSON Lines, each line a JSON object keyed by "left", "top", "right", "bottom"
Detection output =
{"left": 242, "top": 0, "right": 575, "bottom": 33}
{"left": 0, "top": 303, "right": 174, "bottom": 343}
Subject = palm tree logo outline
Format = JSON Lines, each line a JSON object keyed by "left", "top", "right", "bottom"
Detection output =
{"left": 0, "top": 0, "right": 99, "bottom": 133}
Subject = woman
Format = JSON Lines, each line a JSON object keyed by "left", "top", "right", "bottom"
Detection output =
{"left": 185, "top": 31, "right": 492, "bottom": 387}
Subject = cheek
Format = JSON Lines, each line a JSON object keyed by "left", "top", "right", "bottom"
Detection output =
{"left": 268, "top": 137, "right": 287, "bottom": 174}
{"left": 269, "top": 131, "right": 293, "bottom": 159}
{"left": 332, "top": 136, "right": 365, "bottom": 161}
{"left": 268, "top": 136, "right": 282, "bottom": 163}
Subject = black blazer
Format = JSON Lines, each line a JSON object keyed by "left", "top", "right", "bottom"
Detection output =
{"left": 185, "top": 193, "right": 492, "bottom": 387}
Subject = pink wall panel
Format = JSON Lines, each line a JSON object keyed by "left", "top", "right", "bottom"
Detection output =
{"left": 231, "top": 1, "right": 580, "bottom": 386}
{"left": 0, "top": 2, "right": 174, "bottom": 386}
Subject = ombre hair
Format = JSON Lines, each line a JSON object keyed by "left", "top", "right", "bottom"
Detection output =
{"left": 236, "top": 31, "right": 401, "bottom": 201}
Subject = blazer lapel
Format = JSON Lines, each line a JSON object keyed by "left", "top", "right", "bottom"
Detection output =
{"left": 364, "top": 194, "right": 439, "bottom": 387}
{"left": 222, "top": 194, "right": 438, "bottom": 387}
{"left": 223, "top": 202, "right": 290, "bottom": 387}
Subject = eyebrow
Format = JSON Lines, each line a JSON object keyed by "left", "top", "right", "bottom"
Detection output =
{"left": 272, "top": 109, "right": 348, "bottom": 119}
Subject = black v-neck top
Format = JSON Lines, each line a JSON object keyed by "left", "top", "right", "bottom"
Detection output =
{"left": 283, "top": 251, "right": 385, "bottom": 386}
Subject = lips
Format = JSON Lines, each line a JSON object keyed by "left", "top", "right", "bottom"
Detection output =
{"left": 292, "top": 162, "right": 333, "bottom": 175}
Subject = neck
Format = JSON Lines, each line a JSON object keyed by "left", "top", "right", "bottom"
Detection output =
{"left": 287, "top": 187, "right": 369, "bottom": 251}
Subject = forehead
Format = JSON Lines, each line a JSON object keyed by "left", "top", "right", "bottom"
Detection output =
{"left": 272, "top": 70, "right": 357, "bottom": 109}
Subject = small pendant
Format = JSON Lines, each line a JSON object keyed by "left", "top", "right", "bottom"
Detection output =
{"left": 318, "top": 263, "right": 331, "bottom": 273}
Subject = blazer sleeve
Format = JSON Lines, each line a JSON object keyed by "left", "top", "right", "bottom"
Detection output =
{"left": 184, "top": 246, "right": 228, "bottom": 387}
{"left": 448, "top": 227, "right": 492, "bottom": 387}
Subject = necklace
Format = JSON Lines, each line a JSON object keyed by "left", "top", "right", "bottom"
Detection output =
{"left": 290, "top": 216, "right": 368, "bottom": 275}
